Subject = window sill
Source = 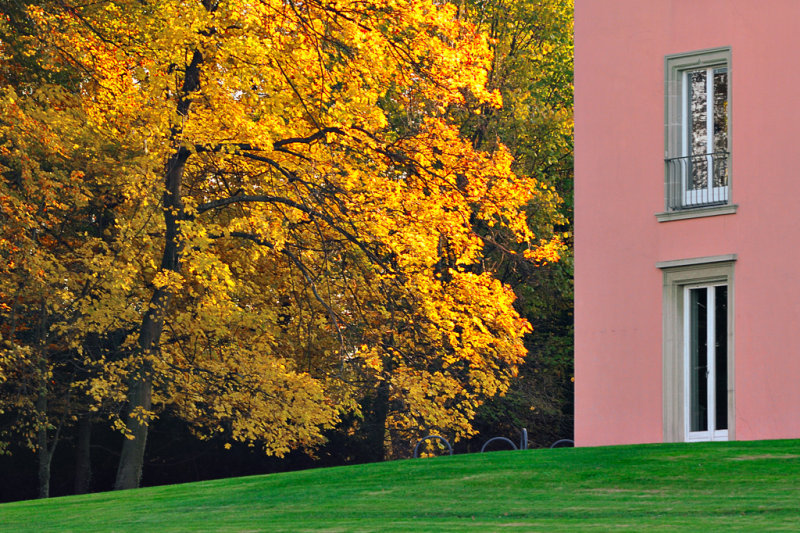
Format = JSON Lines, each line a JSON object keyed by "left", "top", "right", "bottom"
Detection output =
{"left": 655, "top": 204, "right": 737, "bottom": 222}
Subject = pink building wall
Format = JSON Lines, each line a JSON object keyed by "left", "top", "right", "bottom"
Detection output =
{"left": 575, "top": 0, "right": 800, "bottom": 446}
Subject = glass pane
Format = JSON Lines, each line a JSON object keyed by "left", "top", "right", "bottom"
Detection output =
{"left": 689, "top": 70, "right": 708, "bottom": 190}
{"left": 690, "top": 288, "right": 708, "bottom": 433}
{"left": 713, "top": 68, "right": 729, "bottom": 188}
{"left": 715, "top": 286, "right": 728, "bottom": 430}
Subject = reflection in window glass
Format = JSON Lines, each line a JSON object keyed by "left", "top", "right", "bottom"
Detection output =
{"left": 715, "top": 285, "right": 728, "bottom": 430}
{"left": 713, "top": 68, "right": 729, "bottom": 188}
{"left": 689, "top": 70, "right": 708, "bottom": 191}
{"left": 689, "top": 288, "right": 708, "bottom": 433}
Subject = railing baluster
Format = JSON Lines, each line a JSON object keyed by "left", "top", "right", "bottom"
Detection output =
{"left": 664, "top": 152, "right": 728, "bottom": 211}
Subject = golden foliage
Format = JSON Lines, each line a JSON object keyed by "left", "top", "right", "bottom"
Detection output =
{"left": 0, "top": 0, "right": 563, "bottom": 460}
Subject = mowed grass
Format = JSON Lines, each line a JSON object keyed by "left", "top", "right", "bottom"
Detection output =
{"left": 2, "top": 439, "right": 800, "bottom": 532}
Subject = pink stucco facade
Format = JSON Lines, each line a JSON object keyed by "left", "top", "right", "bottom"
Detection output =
{"left": 575, "top": 0, "right": 800, "bottom": 446}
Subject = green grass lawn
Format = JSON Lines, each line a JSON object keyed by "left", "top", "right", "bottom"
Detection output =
{"left": 1, "top": 439, "right": 799, "bottom": 532}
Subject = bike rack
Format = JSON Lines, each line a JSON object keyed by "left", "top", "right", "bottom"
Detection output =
{"left": 413, "top": 429, "right": 574, "bottom": 458}
{"left": 412, "top": 435, "right": 453, "bottom": 458}
{"left": 480, "top": 437, "right": 518, "bottom": 452}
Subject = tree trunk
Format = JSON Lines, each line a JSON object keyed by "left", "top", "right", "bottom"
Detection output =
{"left": 114, "top": 369, "right": 153, "bottom": 490}
{"left": 36, "top": 302, "right": 54, "bottom": 499}
{"left": 36, "top": 390, "right": 52, "bottom": 499}
{"left": 74, "top": 414, "right": 92, "bottom": 494}
{"left": 37, "top": 444, "right": 51, "bottom": 499}
{"left": 36, "top": 378, "right": 58, "bottom": 498}
{"left": 365, "top": 379, "right": 390, "bottom": 462}
{"left": 113, "top": 124, "right": 194, "bottom": 491}
{"left": 112, "top": 43, "right": 202, "bottom": 492}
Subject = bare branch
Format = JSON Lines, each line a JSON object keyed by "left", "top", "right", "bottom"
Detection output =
{"left": 217, "top": 232, "right": 349, "bottom": 355}
{"left": 197, "top": 194, "right": 308, "bottom": 214}
{"left": 197, "top": 195, "right": 386, "bottom": 267}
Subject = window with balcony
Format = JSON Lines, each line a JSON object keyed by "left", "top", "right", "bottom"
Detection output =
{"left": 660, "top": 48, "right": 735, "bottom": 221}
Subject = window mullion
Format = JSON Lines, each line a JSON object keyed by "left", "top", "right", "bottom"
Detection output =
{"left": 706, "top": 286, "right": 716, "bottom": 435}
{"left": 706, "top": 67, "right": 714, "bottom": 197}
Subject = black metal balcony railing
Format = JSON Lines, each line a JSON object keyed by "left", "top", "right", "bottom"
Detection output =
{"left": 665, "top": 152, "right": 729, "bottom": 211}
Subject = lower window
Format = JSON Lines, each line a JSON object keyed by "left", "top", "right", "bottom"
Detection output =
{"left": 658, "top": 256, "right": 735, "bottom": 442}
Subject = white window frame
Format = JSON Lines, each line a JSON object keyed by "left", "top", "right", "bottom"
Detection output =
{"left": 683, "top": 283, "right": 729, "bottom": 442}
{"left": 680, "top": 67, "right": 729, "bottom": 207}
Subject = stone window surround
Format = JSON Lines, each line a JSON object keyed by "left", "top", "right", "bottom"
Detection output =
{"left": 657, "top": 47, "right": 736, "bottom": 222}
{"left": 657, "top": 254, "right": 736, "bottom": 442}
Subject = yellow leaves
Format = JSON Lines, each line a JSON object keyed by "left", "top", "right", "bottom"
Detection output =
{"left": 353, "top": 262, "right": 530, "bottom": 443}
{"left": 166, "top": 342, "right": 340, "bottom": 452}
{"left": 0, "top": 0, "right": 568, "bottom": 459}
{"left": 151, "top": 269, "right": 185, "bottom": 291}
{"left": 524, "top": 235, "right": 567, "bottom": 265}
{"left": 355, "top": 344, "right": 384, "bottom": 372}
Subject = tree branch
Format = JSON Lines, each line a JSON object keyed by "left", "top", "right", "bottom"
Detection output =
{"left": 216, "top": 232, "right": 349, "bottom": 354}
{"left": 197, "top": 195, "right": 386, "bottom": 267}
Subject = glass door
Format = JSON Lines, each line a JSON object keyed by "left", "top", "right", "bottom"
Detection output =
{"left": 684, "top": 284, "right": 728, "bottom": 441}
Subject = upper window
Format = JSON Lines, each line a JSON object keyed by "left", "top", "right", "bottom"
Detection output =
{"left": 663, "top": 48, "right": 733, "bottom": 217}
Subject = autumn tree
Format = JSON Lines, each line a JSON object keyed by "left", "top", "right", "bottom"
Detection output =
{"left": 1, "top": 0, "right": 564, "bottom": 491}
{"left": 451, "top": 0, "right": 574, "bottom": 446}
{"left": 0, "top": 2, "right": 109, "bottom": 497}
